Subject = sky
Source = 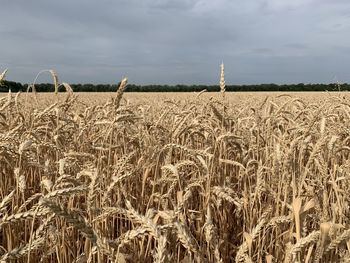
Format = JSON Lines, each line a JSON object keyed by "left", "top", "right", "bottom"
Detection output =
{"left": 1, "top": 0, "right": 350, "bottom": 85}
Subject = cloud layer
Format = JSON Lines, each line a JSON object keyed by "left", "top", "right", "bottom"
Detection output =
{"left": 1, "top": 0, "right": 350, "bottom": 84}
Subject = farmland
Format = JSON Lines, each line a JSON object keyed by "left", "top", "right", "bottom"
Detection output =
{"left": 1, "top": 87, "right": 350, "bottom": 262}
{"left": 0, "top": 91, "right": 336, "bottom": 106}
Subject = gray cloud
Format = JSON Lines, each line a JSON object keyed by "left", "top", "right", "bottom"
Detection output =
{"left": 1, "top": 0, "right": 350, "bottom": 84}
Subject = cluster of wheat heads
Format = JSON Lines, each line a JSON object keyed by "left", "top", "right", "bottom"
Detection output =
{"left": 1, "top": 73, "right": 350, "bottom": 262}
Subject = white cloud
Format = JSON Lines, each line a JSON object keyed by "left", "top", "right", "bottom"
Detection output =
{"left": 1, "top": 0, "right": 350, "bottom": 84}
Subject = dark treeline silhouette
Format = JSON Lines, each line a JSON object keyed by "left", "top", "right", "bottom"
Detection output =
{"left": 0, "top": 80, "right": 347, "bottom": 92}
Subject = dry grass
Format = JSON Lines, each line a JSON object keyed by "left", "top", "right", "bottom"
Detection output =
{"left": 1, "top": 75, "right": 350, "bottom": 262}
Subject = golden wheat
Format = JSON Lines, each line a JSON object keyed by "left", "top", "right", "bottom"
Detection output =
{"left": 0, "top": 70, "right": 350, "bottom": 262}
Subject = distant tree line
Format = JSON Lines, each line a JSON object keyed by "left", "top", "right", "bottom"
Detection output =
{"left": 0, "top": 80, "right": 348, "bottom": 92}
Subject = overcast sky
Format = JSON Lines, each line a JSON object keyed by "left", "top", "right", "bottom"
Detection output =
{"left": 1, "top": 0, "right": 350, "bottom": 84}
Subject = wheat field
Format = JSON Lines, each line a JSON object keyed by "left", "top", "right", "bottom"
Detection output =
{"left": 1, "top": 78, "right": 350, "bottom": 262}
